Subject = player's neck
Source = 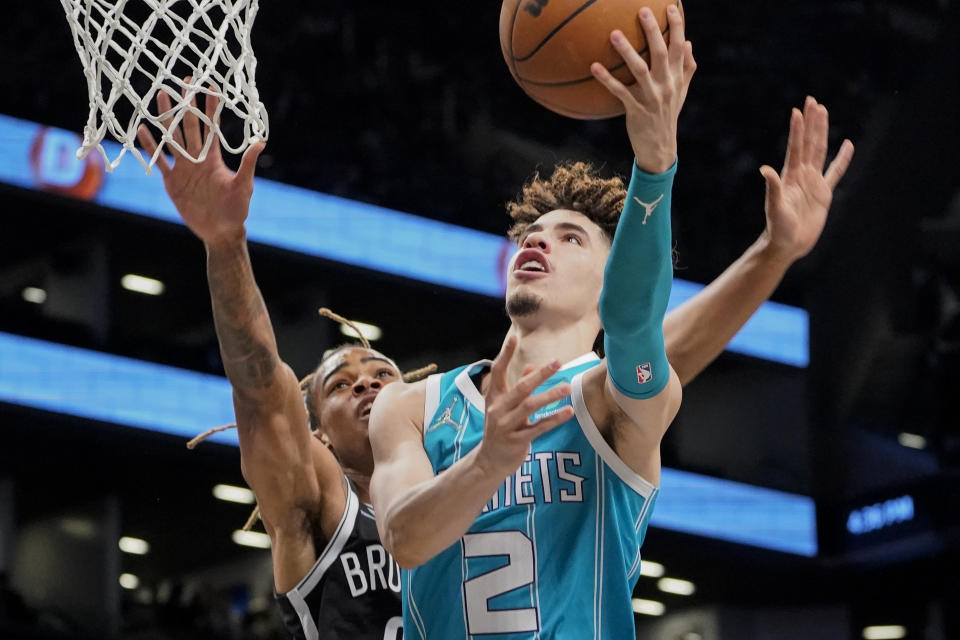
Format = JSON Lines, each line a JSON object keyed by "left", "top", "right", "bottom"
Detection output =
{"left": 342, "top": 466, "right": 373, "bottom": 504}
{"left": 338, "top": 447, "right": 375, "bottom": 503}
{"left": 502, "top": 321, "right": 598, "bottom": 387}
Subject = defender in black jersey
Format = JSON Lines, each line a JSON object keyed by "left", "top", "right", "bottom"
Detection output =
{"left": 138, "top": 94, "right": 405, "bottom": 639}
{"left": 276, "top": 481, "right": 402, "bottom": 640}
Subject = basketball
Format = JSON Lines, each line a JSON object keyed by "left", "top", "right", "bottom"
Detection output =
{"left": 499, "top": 0, "right": 684, "bottom": 119}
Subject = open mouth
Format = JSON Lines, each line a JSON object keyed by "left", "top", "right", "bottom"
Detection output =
{"left": 513, "top": 249, "right": 549, "bottom": 275}
{"left": 357, "top": 395, "right": 376, "bottom": 419}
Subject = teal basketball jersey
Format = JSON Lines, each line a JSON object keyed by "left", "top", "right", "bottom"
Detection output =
{"left": 403, "top": 354, "right": 659, "bottom": 640}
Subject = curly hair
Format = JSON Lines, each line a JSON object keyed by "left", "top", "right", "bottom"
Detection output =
{"left": 506, "top": 161, "right": 627, "bottom": 244}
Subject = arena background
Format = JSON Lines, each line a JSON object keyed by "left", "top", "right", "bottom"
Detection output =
{"left": 1, "top": 1, "right": 958, "bottom": 639}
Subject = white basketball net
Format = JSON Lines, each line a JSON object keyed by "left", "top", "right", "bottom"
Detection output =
{"left": 59, "top": 0, "right": 269, "bottom": 173}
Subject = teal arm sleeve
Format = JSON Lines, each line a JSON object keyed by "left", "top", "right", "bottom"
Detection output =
{"left": 599, "top": 159, "right": 677, "bottom": 399}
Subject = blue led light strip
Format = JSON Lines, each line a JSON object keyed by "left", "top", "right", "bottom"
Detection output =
{"left": 669, "top": 280, "right": 808, "bottom": 367}
{"left": 0, "top": 113, "right": 807, "bottom": 366}
{"left": 0, "top": 331, "right": 817, "bottom": 554}
{"left": 654, "top": 467, "right": 817, "bottom": 556}
{"left": 0, "top": 332, "right": 239, "bottom": 446}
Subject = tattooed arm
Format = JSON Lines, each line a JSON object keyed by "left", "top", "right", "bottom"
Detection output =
{"left": 205, "top": 238, "right": 345, "bottom": 592}
{"left": 137, "top": 87, "right": 345, "bottom": 593}
{"left": 205, "top": 239, "right": 284, "bottom": 395}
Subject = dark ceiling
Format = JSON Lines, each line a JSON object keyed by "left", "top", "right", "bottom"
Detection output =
{"left": 4, "top": 0, "right": 948, "bottom": 291}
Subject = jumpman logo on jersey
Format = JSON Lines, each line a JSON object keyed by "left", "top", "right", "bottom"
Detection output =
{"left": 428, "top": 397, "right": 463, "bottom": 432}
{"left": 632, "top": 193, "right": 665, "bottom": 225}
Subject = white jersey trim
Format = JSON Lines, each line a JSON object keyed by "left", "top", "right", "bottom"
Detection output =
{"left": 286, "top": 480, "right": 360, "bottom": 599}
{"left": 570, "top": 372, "right": 657, "bottom": 498}
{"left": 406, "top": 570, "right": 428, "bottom": 639}
{"left": 454, "top": 359, "right": 490, "bottom": 413}
{"left": 453, "top": 352, "right": 600, "bottom": 414}
{"left": 423, "top": 373, "right": 442, "bottom": 437}
{"left": 561, "top": 352, "right": 602, "bottom": 371}
{"left": 286, "top": 588, "right": 318, "bottom": 640}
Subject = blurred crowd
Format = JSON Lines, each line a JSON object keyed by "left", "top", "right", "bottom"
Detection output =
{"left": 0, "top": 572, "right": 286, "bottom": 640}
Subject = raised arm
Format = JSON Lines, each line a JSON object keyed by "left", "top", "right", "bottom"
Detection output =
{"left": 584, "top": 6, "right": 693, "bottom": 478}
{"left": 137, "top": 85, "right": 343, "bottom": 592}
{"left": 370, "top": 337, "right": 573, "bottom": 569}
{"left": 664, "top": 98, "right": 855, "bottom": 385}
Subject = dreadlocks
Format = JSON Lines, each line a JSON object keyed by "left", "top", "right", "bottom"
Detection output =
{"left": 301, "top": 342, "right": 436, "bottom": 430}
{"left": 187, "top": 307, "right": 435, "bottom": 531}
{"left": 303, "top": 308, "right": 435, "bottom": 431}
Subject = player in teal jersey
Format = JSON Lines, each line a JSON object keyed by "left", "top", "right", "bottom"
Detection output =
{"left": 369, "top": 6, "right": 854, "bottom": 639}
{"left": 135, "top": 71, "right": 850, "bottom": 639}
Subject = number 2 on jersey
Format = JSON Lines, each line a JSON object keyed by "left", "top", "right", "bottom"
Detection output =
{"left": 462, "top": 531, "right": 539, "bottom": 634}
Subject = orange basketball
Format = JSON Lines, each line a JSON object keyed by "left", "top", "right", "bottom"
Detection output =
{"left": 500, "top": 0, "right": 684, "bottom": 119}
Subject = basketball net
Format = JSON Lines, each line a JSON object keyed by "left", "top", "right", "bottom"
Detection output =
{"left": 59, "top": 0, "right": 269, "bottom": 173}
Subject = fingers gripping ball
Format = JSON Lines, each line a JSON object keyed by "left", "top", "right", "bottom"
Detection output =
{"left": 500, "top": 0, "right": 684, "bottom": 119}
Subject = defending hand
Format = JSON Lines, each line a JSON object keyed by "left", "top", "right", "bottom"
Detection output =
{"left": 136, "top": 79, "right": 264, "bottom": 247}
{"left": 759, "top": 96, "right": 855, "bottom": 263}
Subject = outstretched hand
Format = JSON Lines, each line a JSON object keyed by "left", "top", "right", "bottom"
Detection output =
{"left": 476, "top": 337, "right": 575, "bottom": 479}
{"left": 136, "top": 80, "right": 265, "bottom": 247}
{"left": 759, "top": 96, "right": 855, "bottom": 263}
{"left": 590, "top": 5, "right": 696, "bottom": 174}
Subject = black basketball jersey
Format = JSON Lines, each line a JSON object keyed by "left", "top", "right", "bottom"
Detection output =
{"left": 276, "top": 479, "right": 403, "bottom": 640}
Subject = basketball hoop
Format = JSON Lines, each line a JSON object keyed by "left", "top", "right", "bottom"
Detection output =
{"left": 59, "top": 0, "right": 269, "bottom": 173}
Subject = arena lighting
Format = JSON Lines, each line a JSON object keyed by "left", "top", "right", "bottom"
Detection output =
{"left": 21, "top": 287, "right": 47, "bottom": 304}
{"left": 0, "top": 331, "right": 237, "bottom": 444}
{"left": 657, "top": 577, "right": 696, "bottom": 596}
{"left": 118, "top": 536, "right": 150, "bottom": 555}
{"left": 59, "top": 517, "right": 97, "bottom": 539}
{"left": 119, "top": 573, "right": 140, "bottom": 590}
{"left": 340, "top": 320, "right": 383, "bottom": 342}
{"left": 639, "top": 560, "right": 665, "bottom": 578}
{"left": 0, "top": 331, "right": 819, "bottom": 555}
{"left": 232, "top": 530, "right": 271, "bottom": 549}
{"left": 862, "top": 625, "right": 907, "bottom": 640}
{"left": 213, "top": 484, "right": 256, "bottom": 505}
{"left": 121, "top": 274, "right": 165, "bottom": 296}
{"left": 897, "top": 432, "right": 927, "bottom": 450}
{"left": 0, "top": 113, "right": 808, "bottom": 367}
{"left": 654, "top": 467, "right": 818, "bottom": 556}
{"left": 631, "top": 598, "right": 665, "bottom": 616}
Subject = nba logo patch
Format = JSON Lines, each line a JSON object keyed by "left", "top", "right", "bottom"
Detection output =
{"left": 636, "top": 363, "right": 653, "bottom": 384}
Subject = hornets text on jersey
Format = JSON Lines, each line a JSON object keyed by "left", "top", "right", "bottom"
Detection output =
{"left": 404, "top": 354, "right": 659, "bottom": 640}
{"left": 276, "top": 478, "right": 403, "bottom": 640}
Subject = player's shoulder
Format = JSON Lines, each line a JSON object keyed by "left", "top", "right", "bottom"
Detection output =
{"left": 372, "top": 377, "right": 429, "bottom": 428}
{"left": 379, "top": 376, "right": 428, "bottom": 405}
{"left": 579, "top": 359, "right": 615, "bottom": 428}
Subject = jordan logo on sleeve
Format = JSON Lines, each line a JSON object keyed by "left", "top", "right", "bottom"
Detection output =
{"left": 428, "top": 397, "right": 462, "bottom": 432}
{"left": 633, "top": 194, "right": 664, "bottom": 225}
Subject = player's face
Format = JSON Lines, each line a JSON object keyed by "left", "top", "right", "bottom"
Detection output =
{"left": 314, "top": 348, "right": 401, "bottom": 470}
{"left": 505, "top": 209, "right": 610, "bottom": 324}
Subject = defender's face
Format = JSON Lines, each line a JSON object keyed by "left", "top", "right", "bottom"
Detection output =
{"left": 313, "top": 347, "right": 400, "bottom": 465}
{"left": 505, "top": 209, "right": 610, "bottom": 322}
